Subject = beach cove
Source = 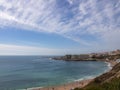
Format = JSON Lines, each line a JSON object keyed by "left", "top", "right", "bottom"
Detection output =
{"left": 27, "top": 50, "right": 120, "bottom": 90}
{"left": 0, "top": 56, "right": 109, "bottom": 90}
{"left": 26, "top": 61, "right": 116, "bottom": 90}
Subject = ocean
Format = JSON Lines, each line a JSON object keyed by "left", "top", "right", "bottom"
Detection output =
{"left": 0, "top": 56, "right": 110, "bottom": 90}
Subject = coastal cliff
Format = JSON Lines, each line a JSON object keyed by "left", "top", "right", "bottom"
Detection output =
{"left": 74, "top": 62, "right": 120, "bottom": 90}
{"left": 53, "top": 54, "right": 92, "bottom": 61}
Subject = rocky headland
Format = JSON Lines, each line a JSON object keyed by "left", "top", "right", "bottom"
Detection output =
{"left": 53, "top": 49, "right": 120, "bottom": 62}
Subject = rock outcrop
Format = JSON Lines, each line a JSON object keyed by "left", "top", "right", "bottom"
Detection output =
{"left": 53, "top": 54, "right": 92, "bottom": 61}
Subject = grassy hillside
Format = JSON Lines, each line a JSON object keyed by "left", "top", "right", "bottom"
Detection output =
{"left": 74, "top": 62, "right": 120, "bottom": 90}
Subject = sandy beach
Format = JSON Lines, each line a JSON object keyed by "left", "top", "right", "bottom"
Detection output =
{"left": 26, "top": 60, "right": 118, "bottom": 90}
{"left": 26, "top": 79, "right": 93, "bottom": 90}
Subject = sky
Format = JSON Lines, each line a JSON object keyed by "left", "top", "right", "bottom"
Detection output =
{"left": 0, "top": 0, "right": 120, "bottom": 55}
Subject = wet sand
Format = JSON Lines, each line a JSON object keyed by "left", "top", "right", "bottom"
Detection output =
{"left": 27, "top": 79, "right": 93, "bottom": 90}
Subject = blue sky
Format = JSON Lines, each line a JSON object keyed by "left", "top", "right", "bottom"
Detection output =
{"left": 0, "top": 0, "right": 120, "bottom": 55}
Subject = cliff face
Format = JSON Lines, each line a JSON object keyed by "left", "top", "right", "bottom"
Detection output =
{"left": 74, "top": 62, "right": 120, "bottom": 90}
{"left": 63, "top": 54, "right": 90, "bottom": 60}
{"left": 53, "top": 54, "right": 94, "bottom": 61}
{"left": 92, "top": 62, "right": 120, "bottom": 84}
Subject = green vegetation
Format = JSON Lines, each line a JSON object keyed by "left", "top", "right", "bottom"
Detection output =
{"left": 74, "top": 77, "right": 120, "bottom": 90}
{"left": 74, "top": 62, "right": 120, "bottom": 90}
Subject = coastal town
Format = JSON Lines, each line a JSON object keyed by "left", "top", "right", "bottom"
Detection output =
{"left": 53, "top": 49, "right": 120, "bottom": 62}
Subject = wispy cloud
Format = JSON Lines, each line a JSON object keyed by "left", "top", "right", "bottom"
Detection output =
{"left": 0, "top": 44, "right": 93, "bottom": 55}
{"left": 0, "top": 44, "right": 66, "bottom": 55}
{"left": 0, "top": 0, "right": 120, "bottom": 48}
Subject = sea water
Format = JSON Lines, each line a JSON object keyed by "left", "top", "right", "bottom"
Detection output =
{"left": 0, "top": 56, "right": 110, "bottom": 90}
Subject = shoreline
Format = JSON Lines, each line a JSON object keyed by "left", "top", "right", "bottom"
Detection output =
{"left": 26, "top": 79, "right": 93, "bottom": 90}
{"left": 25, "top": 60, "right": 117, "bottom": 90}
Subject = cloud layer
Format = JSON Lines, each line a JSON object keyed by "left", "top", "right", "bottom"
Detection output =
{"left": 0, "top": 44, "right": 93, "bottom": 55}
{"left": 0, "top": 0, "right": 120, "bottom": 49}
{"left": 0, "top": 44, "right": 65, "bottom": 55}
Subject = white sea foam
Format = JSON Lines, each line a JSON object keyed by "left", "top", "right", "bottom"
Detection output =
{"left": 20, "top": 87, "right": 43, "bottom": 90}
{"left": 74, "top": 76, "right": 95, "bottom": 82}
{"left": 104, "top": 62, "right": 112, "bottom": 72}
{"left": 74, "top": 61, "right": 112, "bottom": 83}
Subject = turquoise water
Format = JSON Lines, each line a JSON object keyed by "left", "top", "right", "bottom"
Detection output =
{"left": 0, "top": 56, "right": 109, "bottom": 90}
